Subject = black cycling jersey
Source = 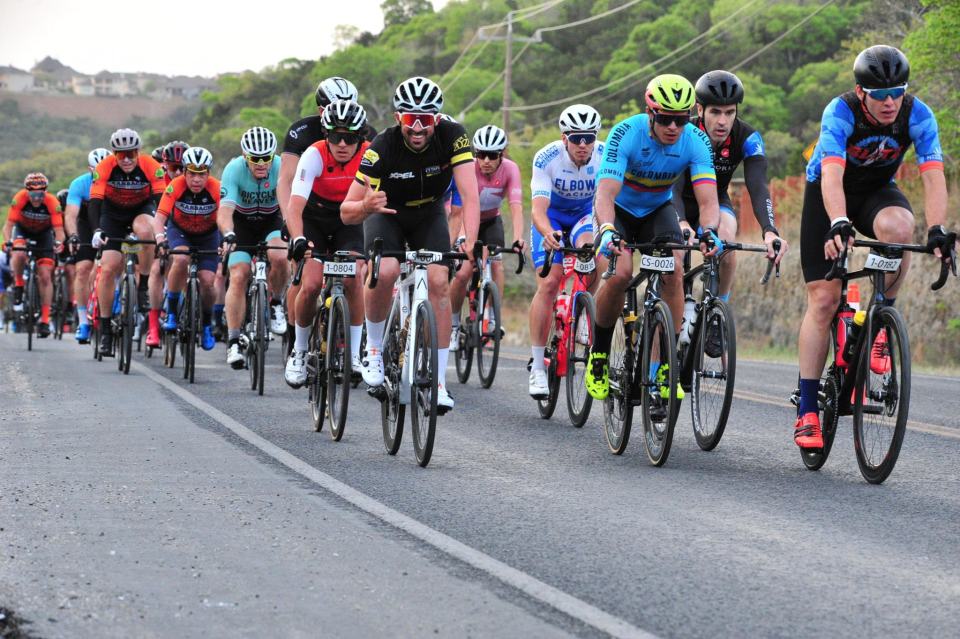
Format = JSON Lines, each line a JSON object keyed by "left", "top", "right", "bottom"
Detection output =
{"left": 356, "top": 119, "right": 473, "bottom": 209}
{"left": 282, "top": 114, "right": 378, "bottom": 157}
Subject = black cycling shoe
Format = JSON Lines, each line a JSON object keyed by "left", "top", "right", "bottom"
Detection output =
{"left": 98, "top": 319, "right": 114, "bottom": 357}
{"left": 37, "top": 322, "right": 51, "bottom": 338}
{"left": 704, "top": 317, "right": 723, "bottom": 359}
{"left": 137, "top": 286, "right": 150, "bottom": 312}
{"left": 211, "top": 322, "right": 225, "bottom": 343}
{"left": 12, "top": 286, "right": 23, "bottom": 308}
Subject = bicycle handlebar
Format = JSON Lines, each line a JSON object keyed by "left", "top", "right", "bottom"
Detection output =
{"left": 538, "top": 244, "right": 595, "bottom": 279}
{"left": 760, "top": 240, "right": 781, "bottom": 286}
{"left": 601, "top": 235, "right": 697, "bottom": 281}
{"left": 366, "top": 237, "right": 467, "bottom": 290}
{"left": 824, "top": 236, "right": 958, "bottom": 291}
{"left": 472, "top": 240, "right": 526, "bottom": 276}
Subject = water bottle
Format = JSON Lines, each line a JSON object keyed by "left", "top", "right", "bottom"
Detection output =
{"left": 678, "top": 295, "right": 697, "bottom": 346}
{"left": 842, "top": 310, "right": 866, "bottom": 366}
{"left": 556, "top": 293, "right": 570, "bottom": 319}
{"left": 835, "top": 286, "right": 860, "bottom": 368}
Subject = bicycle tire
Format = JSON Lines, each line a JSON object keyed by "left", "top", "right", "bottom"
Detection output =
{"left": 566, "top": 292, "right": 596, "bottom": 428}
{"left": 25, "top": 270, "right": 36, "bottom": 351}
{"left": 454, "top": 293, "right": 473, "bottom": 383}
{"left": 310, "top": 318, "right": 327, "bottom": 433}
{"left": 381, "top": 310, "right": 405, "bottom": 455}
{"left": 53, "top": 272, "right": 66, "bottom": 339}
{"left": 691, "top": 298, "right": 736, "bottom": 451}
{"left": 537, "top": 318, "right": 561, "bottom": 419}
{"left": 164, "top": 328, "right": 176, "bottom": 368}
{"left": 255, "top": 282, "right": 268, "bottom": 396}
{"left": 121, "top": 275, "right": 136, "bottom": 375}
{"left": 410, "top": 301, "right": 439, "bottom": 467}
{"left": 188, "top": 281, "right": 200, "bottom": 384}
{"left": 327, "top": 295, "right": 351, "bottom": 442}
{"left": 853, "top": 306, "right": 910, "bottom": 484}
{"left": 640, "top": 300, "right": 678, "bottom": 467}
{"left": 246, "top": 286, "right": 258, "bottom": 390}
{"left": 477, "top": 282, "right": 501, "bottom": 389}
{"left": 92, "top": 322, "right": 101, "bottom": 361}
{"left": 603, "top": 315, "right": 633, "bottom": 454}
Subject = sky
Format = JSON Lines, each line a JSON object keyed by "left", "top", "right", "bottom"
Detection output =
{"left": 0, "top": 0, "right": 450, "bottom": 78}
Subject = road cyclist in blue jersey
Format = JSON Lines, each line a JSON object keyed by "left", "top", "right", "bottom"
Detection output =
{"left": 527, "top": 104, "right": 605, "bottom": 399}
{"left": 587, "top": 74, "right": 723, "bottom": 401}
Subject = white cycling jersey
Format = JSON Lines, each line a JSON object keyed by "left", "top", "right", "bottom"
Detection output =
{"left": 530, "top": 140, "right": 605, "bottom": 223}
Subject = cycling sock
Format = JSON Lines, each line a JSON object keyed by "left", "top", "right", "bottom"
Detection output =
{"left": 77, "top": 305, "right": 88, "bottom": 325}
{"left": 884, "top": 297, "right": 896, "bottom": 307}
{"left": 437, "top": 348, "right": 449, "bottom": 387}
{"left": 798, "top": 378, "right": 820, "bottom": 417}
{"left": 41, "top": 305, "right": 50, "bottom": 323}
{"left": 14, "top": 275, "right": 23, "bottom": 287}
{"left": 350, "top": 325, "right": 363, "bottom": 360}
{"left": 650, "top": 362, "right": 660, "bottom": 380}
{"left": 718, "top": 294, "right": 729, "bottom": 302}
{"left": 202, "top": 309, "right": 212, "bottom": 327}
{"left": 451, "top": 311, "right": 460, "bottom": 327}
{"left": 228, "top": 329, "right": 241, "bottom": 341}
{"left": 593, "top": 323, "right": 615, "bottom": 354}
{"left": 365, "top": 319, "right": 386, "bottom": 352}
{"left": 213, "top": 304, "right": 224, "bottom": 325}
{"left": 531, "top": 346, "right": 546, "bottom": 372}
{"left": 137, "top": 276, "right": 149, "bottom": 292}
{"left": 166, "top": 292, "right": 181, "bottom": 316}
{"left": 294, "top": 322, "right": 310, "bottom": 351}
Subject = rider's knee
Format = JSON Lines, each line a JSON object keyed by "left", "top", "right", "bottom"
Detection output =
{"left": 806, "top": 282, "right": 841, "bottom": 320}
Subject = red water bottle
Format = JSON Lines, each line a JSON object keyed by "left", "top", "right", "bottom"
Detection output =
{"left": 835, "top": 284, "right": 860, "bottom": 368}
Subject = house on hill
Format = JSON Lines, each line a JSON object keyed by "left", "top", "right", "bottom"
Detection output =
{"left": 31, "top": 56, "right": 80, "bottom": 92}
{"left": 0, "top": 66, "right": 33, "bottom": 92}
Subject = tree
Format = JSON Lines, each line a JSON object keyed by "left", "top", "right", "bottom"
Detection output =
{"left": 333, "top": 24, "right": 360, "bottom": 51}
{"left": 381, "top": 0, "right": 433, "bottom": 28}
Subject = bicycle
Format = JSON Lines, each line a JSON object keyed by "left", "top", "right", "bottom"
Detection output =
{"left": 291, "top": 251, "right": 364, "bottom": 440}
{"left": 453, "top": 240, "right": 526, "bottom": 389}
{"left": 9, "top": 240, "right": 41, "bottom": 351}
{"left": 789, "top": 234, "right": 956, "bottom": 484}
{"left": 601, "top": 235, "right": 699, "bottom": 465}
{"left": 163, "top": 246, "right": 222, "bottom": 384}
{"left": 533, "top": 240, "right": 598, "bottom": 427}
{"left": 366, "top": 238, "right": 468, "bottom": 467}
{"left": 112, "top": 235, "right": 155, "bottom": 375}
{"left": 676, "top": 236, "right": 780, "bottom": 450}
{"left": 51, "top": 252, "right": 72, "bottom": 340}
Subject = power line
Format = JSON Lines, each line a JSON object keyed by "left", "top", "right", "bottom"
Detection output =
{"left": 458, "top": 41, "right": 534, "bottom": 117}
{"left": 731, "top": 0, "right": 839, "bottom": 71}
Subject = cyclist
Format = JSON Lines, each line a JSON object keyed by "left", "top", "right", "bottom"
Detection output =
{"left": 64, "top": 147, "right": 111, "bottom": 343}
{"left": 161, "top": 140, "right": 190, "bottom": 185}
{"left": 88, "top": 128, "right": 165, "bottom": 356}
{"left": 154, "top": 147, "right": 221, "bottom": 351}
{"left": 587, "top": 74, "right": 722, "bottom": 401}
{"left": 284, "top": 99, "right": 369, "bottom": 387}
{"left": 793, "top": 45, "right": 957, "bottom": 450}
{"left": 150, "top": 146, "right": 166, "bottom": 164}
{"left": 218, "top": 126, "right": 288, "bottom": 368}
{"left": 0, "top": 249, "right": 11, "bottom": 330}
{"left": 448, "top": 124, "right": 525, "bottom": 346}
{"left": 527, "top": 104, "right": 604, "bottom": 399}
{"left": 341, "top": 76, "right": 481, "bottom": 412}
{"left": 2, "top": 173, "right": 65, "bottom": 338}
{"left": 55, "top": 188, "right": 76, "bottom": 333}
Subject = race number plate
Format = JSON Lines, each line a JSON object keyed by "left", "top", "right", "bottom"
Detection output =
{"left": 639, "top": 253, "right": 674, "bottom": 272}
{"left": 864, "top": 252, "right": 902, "bottom": 272}
{"left": 573, "top": 257, "right": 596, "bottom": 274}
{"left": 407, "top": 250, "right": 442, "bottom": 264}
{"left": 121, "top": 242, "right": 142, "bottom": 254}
{"left": 324, "top": 260, "right": 357, "bottom": 277}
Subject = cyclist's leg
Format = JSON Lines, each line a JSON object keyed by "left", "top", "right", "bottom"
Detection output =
{"left": 716, "top": 195, "right": 738, "bottom": 298}
{"left": 132, "top": 209, "right": 155, "bottom": 303}
{"left": 165, "top": 226, "right": 190, "bottom": 307}
{"left": 331, "top": 220, "right": 366, "bottom": 363}
{"left": 529, "top": 216, "right": 565, "bottom": 369}
{"left": 10, "top": 228, "right": 27, "bottom": 285}
{"left": 294, "top": 216, "right": 334, "bottom": 350}
{"left": 195, "top": 230, "right": 221, "bottom": 330}
{"left": 405, "top": 204, "right": 452, "bottom": 350}
{"left": 649, "top": 201, "right": 685, "bottom": 328}
{"left": 360, "top": 213, "right": 402, "bottom": 386}
{"left": 481, "top": 217, "right": 507, "bottom": 300}
{"left": 96, "top": 209, "right": 131, "bottom": 319}
{"left": 264, "top": 219, "right": 289, "bottom": 330}
{"left": 570, "top": 213, "right": 598, "bottom": 294}
{"left": 859, "top": 184, "right": 915, "bottom": 302}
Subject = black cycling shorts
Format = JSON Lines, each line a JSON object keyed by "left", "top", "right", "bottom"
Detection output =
{"left": 613, "top": 201, "right": 684, "bottom": 246}
{"left": 800, "top": 180, "right": 913, "bottom": 283}
{"left": 229, "top": 215, "right": 284, "bottom": 266}
{"left": 363, "top": 199, "right": 451, "bottom": 260}
{"left": 304, "top": 212, "right": 363, "bottom": 255}
{"left": 100, "top": 201, "right": 155, "bottom": 252}
{"left": 12, "top": 226, "right": 56, "bottom": 262}
{"left": 478, "top": 217, "right": 506, "bottom": 257}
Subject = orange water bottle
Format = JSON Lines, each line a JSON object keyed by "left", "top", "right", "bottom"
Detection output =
{"left": 836, "top": 284, "right": 860, "bottom": 368}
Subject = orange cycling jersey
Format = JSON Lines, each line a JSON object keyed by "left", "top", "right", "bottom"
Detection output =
{"left": 91, "top": 154, "right": 165, "bottom": 209}
{"left": 8, "top": 190, "right": 63, "bottom": 234}
{"left": 295, "top": 140, "right": 370, "bottom": 212}
{"left": 157, "top": 175, "right": 222, "bottom": 235}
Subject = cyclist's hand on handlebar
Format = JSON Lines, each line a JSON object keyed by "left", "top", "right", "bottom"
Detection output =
{"left": 596, "top": 226, "right": 619, "bottom": 258}
{"left": 54, "top": 240, "right": 64, "bottom": 254}
{"left": 156, "top": 238, "right": 169, "bottom": 258}
{"left": 679, "top": 221, "right": 696, "bottom": 246}
{"left": 220, "top": 231, "right": 236, "bottom": 256}
{"left": 824, "top": 217, "right": 854, "bottom": 260}
{"left": 91, "top": 230, "right": 106, "bottom": 249}
{"left": 361, "top": 176, "right": 396, "bottom": 215}
{"left": 3, "top": 241, "right": 11, "bottom": 254}
{"left": 764, "top": 230, "right": 788, "bottom": 264}
{"left": 540, "top": 230, "right": 562, "bottom": 253}
{"left": 512, "top": 238, "right": 526, "bottom": 252}
{"left": 700, "top": 226, "right": 723, "bottom": 257}
{"left": 68, "top": 234, "right": 81, "bottom": 255}
{"left": 927, "top": 225, "right": 955, "bottom": 262}
{"left": 290, "top": 236, "right": 312, "bottom": 262}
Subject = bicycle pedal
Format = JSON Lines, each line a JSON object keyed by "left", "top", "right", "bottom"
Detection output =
{"left": 367, "top": 385, "right": 387, "bottom": 402}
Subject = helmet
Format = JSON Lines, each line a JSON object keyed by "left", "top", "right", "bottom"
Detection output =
{"left": 162, "top": 140, "right": 190, "bottom": 164}
{"left": 240, "top": 126, "right": 278, "bottom": 156}
{"left": 182, "top": 147, "right": 213, "bottom": 172}
{"left": 558, "top": 104, "right": 602, "bottom": 133}
{"left": 394, "top": 77, "right": 443, "bottom": 113}
{"left": 57, "top": 189, "right": 69, "bottom": 208}
{"left": 438, "top": 113, "right": 458, "bottom": 123}
{"left": 151, "top": 146, "right": 165, "bottom": 162}
{"left": 321, "top": 100, "right": 367, "bottom": 132}
{"left": 88, "top": 147, "right": 111, "bottom": 169}
{"left": 472, "top": 125, "right": 508, "bottom": 152}
{"left": 315, "top": 76, "right": 359, "bottom": 108}
{"left": 24, "top": 173, "right": 49, "bottom": 191}
{"left": 109, "top": 128, "right": 141, "bottom": 151}
{"left": 695, "top": 70, "right": 744, "bottom": 106}
{"left": 854, "top": 45, "right": 909, "bottom": 89}
{"left": 645, "top": 74, "right": 695, "bottom": 112}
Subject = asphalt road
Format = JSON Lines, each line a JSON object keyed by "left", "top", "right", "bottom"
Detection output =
{"left": 2, "top": 331, "right": 959, "bottom": 638}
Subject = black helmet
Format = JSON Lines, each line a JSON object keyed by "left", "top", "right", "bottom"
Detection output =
{"left": 150, "top": 146, "right": 165, "bottom": 162}
{"left": 854, "top": 45, "right": 909, "bottom": 89}
{"left": 695, "top": 70, "right": 744, "bottom": 106}
{"left": 56, "top": 189, "right": 69, "bottom": 209}
{"left": 163, "top": 140, "right": 190, "bottom": 164}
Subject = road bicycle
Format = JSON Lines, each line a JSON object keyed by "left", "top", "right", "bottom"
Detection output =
{"left": 367, "top": 238, "right": 467, "bottom": 467}
{"left": 534, "top": 240, "right": 598, "bottom": 427}
{"left": 162, "top": 246, "right": 222, "bottom": 384}
{"left": 112, "top": 235, "right": 155, "bottom": 375}
{"left": 453, "top": 240, "right": 525, "bottom": 389}
{"left": 51, "top": 252, "right": 72, "bottom": 340}
{"left": 9, "top": 240, "right": 41, "bottom": 351}
{"left": 790, "top": 233, "right": 956, "bottom": 484}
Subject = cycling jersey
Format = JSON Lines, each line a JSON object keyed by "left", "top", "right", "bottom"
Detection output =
{"left": 531, "top": 140, "right": 605, "bottom": 225}
{"left": 8, "top": 190, "right": 63, "bottom": 234}
{"left": 450, "top": 158, "right": 523, "bottom": 221}
{"left": 283, "top": 115, "right": 378, "bottom": 157}
{"left": 158, "top": 175, "right": 222, "bottom": 235}
{"left": 219, "top": 156, "right": 281, "bottom": 220}
{"left": 90, "top": 155, "right": 165, "bottom": 210}
{"left": 356, "top": 119, "right": 473, "bottom": 209}
{"left": 599, "top": 114, "right": 715, "bottom": 217}
{"left": 290, "top": 140, "right": 370, "bottom": 214}
{"left": 805, "top": 92, "right": 943, "bottom": 190}
{"left": 67, "top": 172, "right": 93, "bottom": 209}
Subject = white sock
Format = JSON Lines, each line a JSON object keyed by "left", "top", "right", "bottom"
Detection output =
{"left": 77, "top": 305, "right": 89, "bottom": 325}
{"left": 531, "top": 346, "right": 546, "bottom": 372}
{"left": 437, "top": 348, "right": 449, "bottom": 387}
{"left": 294, "top": 322, "right": 310, "bottom": 352}
{"left": 350, "top": 325, "right": 363, "bottom": 360}
{"left": 451, "top": 311, "right": 460, "bottom": 327}
{"left": 365, "top": 319, "right": 385, "bottom": 353}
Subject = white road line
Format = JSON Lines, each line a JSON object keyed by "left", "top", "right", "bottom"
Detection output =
{"left": 132, "top": 361, "right": 657, "bottom": 639}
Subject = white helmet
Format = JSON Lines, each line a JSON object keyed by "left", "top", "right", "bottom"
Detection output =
{"left": 473, "top": 125, "right": 507, "bottom": 152}
{"left": 109, "top": 128, "right": 141, "bottom": 151}
{"left": 88, "top": 148, "right": 111, "bottom": 168}
{"left": 558, "top": 104, "right": 602, "bottom": 133}
{"left": 315, "top": 76, "right": 359, "bottom": 108}
{"left": 438, "top": 113, "right": 458, "bottom": 123}
{"left": 394, "top": 77, "right": 443, "bottom": 113}
{"left": 182, "top": 147, "right": 214, "bottom": 172}
{"left": 240, "top": 126, "right": 278, "bottom": 156}
{"left": 321, "top": 100, "right": 367, "bottom": 132}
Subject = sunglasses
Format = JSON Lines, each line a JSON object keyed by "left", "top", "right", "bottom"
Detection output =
{"left": 476, "top": 151, "right": 501, "bottom": 161}
{"left": 328, "top": 131, "right": 361, "bottom": 146}
{"left": 652, "top": 111, "right": 690, "bottom": 128}
{"left": 246, "top": 154, "right": 274, "bottom": 165}
{"left": 165, "top": 163, "right": 184, "bottom": 173}
{"left": 565, "top": 133, "right": 597, "bottom": 146}
{"left": 115, "top": 150, "right": 139, "bottom": 160}
{"left": 27, "top": 190, "right": 46, "bottom": 198}
{"left": 399, "top": 112, "right": 437, "bottom": 130}
{"left": 862, "top": 85, "right": 907, "bottom": 100}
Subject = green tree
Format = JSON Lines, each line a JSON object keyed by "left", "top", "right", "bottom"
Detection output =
{"left": 381, "top": 0, "right": 433, "bottom": 28}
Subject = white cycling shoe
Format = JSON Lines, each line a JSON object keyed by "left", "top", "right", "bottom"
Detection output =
{"left": 450, "top": 326, "right": 461, "bottom": 352}
{"left": 437, "top": 383, "right": 454, "bottom": 411}
{"left": 227, "top": 342, "right": 245, "bottom": 370}
{"left": 361, "top": 348, "right": 385, "bottom": 386}
{"left": 285, "top": 348, "right": 307, "bottom": 388}
{"left": 529, "top": 369, "right": 549, "bottom": 399}
{"left": 576, "top": 318, "right": 591, "bottom": 345}
{"left": 269, "top": 303, "right": 287, "bottom": 335}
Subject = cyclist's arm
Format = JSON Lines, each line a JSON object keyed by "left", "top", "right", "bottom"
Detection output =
{"left": 920, "top": 167, "right": 948, "bottom": 229}
{"left": 821, "top": 163, "right": 847, "bottom": 224}
{"left": 672, "top": 172, "right": 689, "bottom": 224}
{"left": 154, "top": 187, "right": 176, "bottom": 237}
{"left": 448, "top": 204, "right": 464, "bottom": 243}
{"left": 287, "top": 147, "right": 324, "bottom": 239}
{"left": 594, "top": 178, "right": 621, "bottom": 230}
{"left": 2, "top": 220, "right": 13, "bottom": 246}
{"left": 453, "top": 162, "right": 480, "bottom": 249}
{"left": 63, "top": 204, "right": 80, "bottom": 237}
{"left": 509, "top": 202, "right": 524, "bottom": 247}
{"left": 277, "top": 153, "right": 298, "bottom": 218}
{"left": 530, "top": 156, "right": 556, "bottom": 239}
{"left": 742, "top": 157, "right": 777, "bottom": 233}
{"left": 911, "top": 100, "right": 948, "bottom": 230}
{"left": 503, "top": 160, "right": 525, "bottom": 247}
{"left": 217, "top": 203, "right": 236, "bottom": 235}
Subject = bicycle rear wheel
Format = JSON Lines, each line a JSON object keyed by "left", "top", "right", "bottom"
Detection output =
{"left": 566, "top": 293, "right": 595, "bottom": 428}
{"left": 537, "top": 318, "right": 561, "bottom": 419}
{"left": 381, "top": 310, "right": 405, "bottom": 455}
{"left": 603, "top": 315, "right": 633, "bottom": 454}
{"left": 476, "top": 282, "right": 501, "bottom": 389}
{"left": 853, "top": 306, "right": 910, "bottom": 484}
{"left": 410, "top": 301, "right": 439, "bottom": 467}
{"left": 640, "top": 300, "right": 678, "bottom": 467}
{"left": 121, "top": 275, "right": 136, "bottom": 375}
{"left": 327, "top": 295, "right": 351, "bottom": 441}
{"left": 454, "top": 293, "right": 473, "bottom": 383}
{"left": 691, "top": 298, "right": 736, "bottom": 451}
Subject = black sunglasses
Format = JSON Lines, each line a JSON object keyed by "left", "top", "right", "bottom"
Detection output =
{"left": 652, "top": 112, "right": 690, "bottom": 128}
{"left": 328, "top": 131, "right": 361, "bottom": 146}
{"left": 476, "top": 151, "right": 501, "bottom": 161}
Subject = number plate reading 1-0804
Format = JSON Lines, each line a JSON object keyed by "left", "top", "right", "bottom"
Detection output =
{"left": 864, "top": 252, "right": 902, "bottom": 272}
{"left": 324, "top": 261, "right": 357, "bottom": 277}
{"left": 639, "top": 253, "right": 674, "bottom": 272}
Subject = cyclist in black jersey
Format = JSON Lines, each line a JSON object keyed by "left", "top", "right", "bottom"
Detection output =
{"left": 341, "top": 76, "right": 481, "bottom": 412}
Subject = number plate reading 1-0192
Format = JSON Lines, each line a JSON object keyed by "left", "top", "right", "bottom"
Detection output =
{"left": 864, "top": 252, "right": 902, "bottom": 273}
{"left": 324, "top": 260, "right": 357, "bottom": 277}
{"left": 639, "top": 253, "right": 674, "bottom": 272}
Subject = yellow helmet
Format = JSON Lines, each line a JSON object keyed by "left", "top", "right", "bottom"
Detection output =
{"left": 645, "top": 74, "right": 695, "bottom": 112}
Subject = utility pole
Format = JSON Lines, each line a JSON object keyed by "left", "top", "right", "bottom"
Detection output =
{"left": 478, "top": 12, "right": 540, "bottom": 133}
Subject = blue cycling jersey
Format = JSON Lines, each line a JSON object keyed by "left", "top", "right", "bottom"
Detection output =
{"left": 599, "top": 114, "right": 715, "bottom": 217}
{"left": 66, "top": 173, "right": 92, "bottom": 208}
{"left": 219, "top": 156, "right": 281, "bottom": 220}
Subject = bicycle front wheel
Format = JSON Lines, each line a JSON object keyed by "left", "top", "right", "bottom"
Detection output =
{"left": 327, "top": 296, "right": 351, "bottom": 441}
{"left": 381, "top": 311, "right": 405, "bottom": 454}
{"left": 691, "top": 298, "right": 736, "bottom": 451}
{"left": 25, "top": 273, "right": 36, "bottom": 351}
{"left": 454, "top": 293, "right": 473, "bottom": 383}
{"left": 853, "top": 306, "right": 910, "bottom": 484}
{"left": 121, "top": 275, "right": 136, "bottom": 375}
{"left": 603, "top": 315, "right": 633, "bottom": 454}
{"left": 477, "top": 282, "right": 501, "bottom": 389}
{"left": 187, "top": 281, "right": 200, "bottom": 384}
{"left": 310, "top": 320, "right": 327, "bottom": 433}
{"left": 537, "top": 317, "right": 561, "bottom": 419}
{"left": 640, "top": 300, "right": 678, "bottom": 467}
{"left": 164, "top": 327, "right": 176, "bottom": 368}
{"left": 410, "top": 301, "right": 439, "bottom": 467}
{"left": 566, "top": 293, "right": 596, "bottom": 428}
{"left": 255, "top": 283, "right": 268, "bottom": 395}
{"left": 53, "top": 272, "right": 66, "bottom": 339}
